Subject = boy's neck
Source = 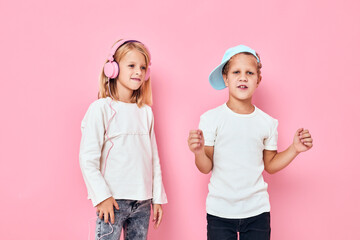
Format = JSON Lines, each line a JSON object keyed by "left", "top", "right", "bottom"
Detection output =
{"left": 226, "top": 98, "right": 255, "bottom": 114}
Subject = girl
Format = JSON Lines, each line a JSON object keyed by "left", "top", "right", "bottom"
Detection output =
{"left": 80, "top": 39, "right": 167, "bottom": 240}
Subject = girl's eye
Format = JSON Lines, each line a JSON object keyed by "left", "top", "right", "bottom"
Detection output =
{"left": 233, "top": 71, "right": 240, "bottom": 74}
{"left": 141, "top": 66, "right": 146, "bottom": 70}
{"left": 247, "top": 71, "right": 254, "bottom": 75}
{"left": 128, "top": 64, "right": 135, "bottom": 68}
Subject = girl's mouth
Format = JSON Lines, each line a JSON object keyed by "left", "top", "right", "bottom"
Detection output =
{"left": 131, "top": 78, "right": 141, "bottom": 82}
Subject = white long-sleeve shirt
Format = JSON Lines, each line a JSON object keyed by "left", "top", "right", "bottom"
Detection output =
{"left": 79, "top": 97, "right": 167, "bottom": 207}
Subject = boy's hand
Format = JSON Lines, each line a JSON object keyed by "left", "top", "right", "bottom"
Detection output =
{"left": 96, "top": 197, "right": 119, "bottom": 224}
{"left": 188, "top": 130, "right": 205, "bottom": 154}
{"left": 293, "top": 128, "right": 313, "bottom": 153}
{"left": 152, "top": 204, "right": 163, "bottom": 229}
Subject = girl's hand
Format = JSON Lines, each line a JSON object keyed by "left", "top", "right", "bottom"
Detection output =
{"left": 152, "top": 204, "right": 163, "bottom": 229}
{"left": 188, "top": 130, "right": 205, "bottom": 154}
{"left": 293, "top": 128, "right": 313, "bottom": 153}
{"left": 96, "top": 197, "right": 119, "bottom": 224}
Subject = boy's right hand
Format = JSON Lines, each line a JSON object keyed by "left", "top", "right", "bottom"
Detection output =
{"left": 188, "top": 130, "right": 205, "bottom": 154}
{"left": 96, "top": 197, "right": 119, "bottom": 224}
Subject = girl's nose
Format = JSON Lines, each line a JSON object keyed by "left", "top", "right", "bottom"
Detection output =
{"left": 135, "top": 67, "right": 142, "bottom": 76}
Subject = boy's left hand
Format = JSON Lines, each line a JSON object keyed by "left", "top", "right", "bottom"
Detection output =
{"left": 152, "top": 204, "right": 163, "bottom": 229}
{"left": 293, "top": 128, "right": 313, "bottom": 153}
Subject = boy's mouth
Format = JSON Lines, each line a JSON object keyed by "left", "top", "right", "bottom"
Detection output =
{"left": 237, "top": 85, "right": 248, "bottom": 89}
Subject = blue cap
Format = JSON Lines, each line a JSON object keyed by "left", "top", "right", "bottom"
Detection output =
{"left": 209, "top": 45, "right": 260, "bottom": 90}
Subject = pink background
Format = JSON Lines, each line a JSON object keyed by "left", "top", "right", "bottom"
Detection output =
{"left": 1, "top": 0, "right": 359, "bottom": 239}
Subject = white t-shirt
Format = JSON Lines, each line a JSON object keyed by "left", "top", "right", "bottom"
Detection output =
{"left": 199, "top": 103, "right": 278, "bottom": 219}
{"left": 79, "top": 97, "right": 167, "bottom": 207}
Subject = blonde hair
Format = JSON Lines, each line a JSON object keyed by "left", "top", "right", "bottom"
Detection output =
{"left": 98, "top": 40, "right": 152, "bottom": 107}
{"left": 222, "top": 52, "right": 262, "bottom": 79}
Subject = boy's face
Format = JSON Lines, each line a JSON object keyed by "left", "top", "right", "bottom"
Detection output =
{"left": 223, "top": 53, "right": 261, "bottom": 103}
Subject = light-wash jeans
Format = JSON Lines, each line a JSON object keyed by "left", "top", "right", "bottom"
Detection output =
{"left": 95, "top": 199, "right": 151, "bottom": 240}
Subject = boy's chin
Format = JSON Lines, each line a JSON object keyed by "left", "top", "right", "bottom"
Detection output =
{"left": 229, "top": 94, "right": 254, "bottom": 102}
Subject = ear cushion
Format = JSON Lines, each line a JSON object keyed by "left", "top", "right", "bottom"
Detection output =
{"left": 104, "top": 61, "right": 119, "bottom": 79}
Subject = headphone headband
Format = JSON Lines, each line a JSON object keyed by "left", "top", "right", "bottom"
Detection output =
{"left": 107, "top": 39, "right": 152, "bottom": 65}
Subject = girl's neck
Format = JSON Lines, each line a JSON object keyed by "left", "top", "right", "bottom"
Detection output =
{"left": 116, "top": 84, "right": 134, "bottom": 103}
{"left": 226, "top": 98, "right": 254, "bottom": 114}
{"left": 117, "top": 95, "right": 134, "bottom": 103}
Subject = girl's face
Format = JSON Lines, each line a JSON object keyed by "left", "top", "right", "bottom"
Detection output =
{"left": 223, "top": 53, "right": 261, "bottom": 103}
{"left": 117, "top": 49, "right": 147, "bottom": 92}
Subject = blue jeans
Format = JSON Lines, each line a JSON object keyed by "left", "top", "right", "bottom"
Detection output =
{"left": 207, "top": 212, "right": 271, "bottom": 240}
{"left": 95, "top": 199, "right": 151, "bottom": 240}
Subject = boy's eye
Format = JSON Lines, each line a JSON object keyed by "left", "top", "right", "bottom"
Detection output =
{"left": 233, "top": 71, "right": 240, "bottom": 74}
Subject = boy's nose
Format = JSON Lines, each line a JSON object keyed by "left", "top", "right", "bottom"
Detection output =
{"left": 239, "top": 76, "right": 248, "bottom": 82}
{"left": 238, "top": 73, "right": 248, "bottom": 81}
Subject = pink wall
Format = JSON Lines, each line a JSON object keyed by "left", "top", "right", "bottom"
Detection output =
{"left": 1, "top": 0, "right": 359, "bottom": 239}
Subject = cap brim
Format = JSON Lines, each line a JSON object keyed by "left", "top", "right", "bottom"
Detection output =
{"left": 209, "top": 61, "right": 227, "bottom": 90}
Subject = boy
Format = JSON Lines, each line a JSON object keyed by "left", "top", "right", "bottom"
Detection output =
{"left": 188, "top": 45, "right": 313, "bottom": 240}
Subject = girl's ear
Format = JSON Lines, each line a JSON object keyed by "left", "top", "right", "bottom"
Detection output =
{"left": 223, "top": 74, "right": 229, "bottom": 87}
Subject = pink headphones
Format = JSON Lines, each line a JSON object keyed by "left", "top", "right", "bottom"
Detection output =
{"left": 104, "top": 39, "right": 152, "bottom": 81}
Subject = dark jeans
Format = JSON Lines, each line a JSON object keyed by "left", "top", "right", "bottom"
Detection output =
{"left": 207, "top": 212, "right": 271, "bottom": 240}
{"left": 95, "top": 199, "right": 151, "bottom": 240}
